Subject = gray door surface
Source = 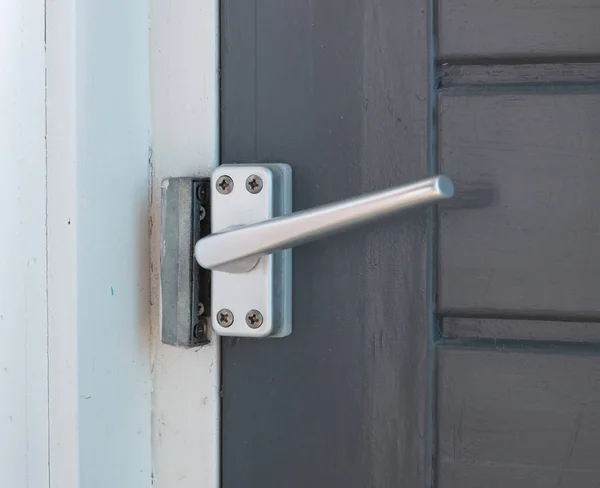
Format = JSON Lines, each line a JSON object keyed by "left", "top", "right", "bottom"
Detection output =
{"left": 220, "top": 1, "right": 600, "bottom": 486}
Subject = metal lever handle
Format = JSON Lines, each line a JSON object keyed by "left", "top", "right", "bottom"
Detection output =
{"left": 195, "top": 175, "right": 453, "bottom": 273}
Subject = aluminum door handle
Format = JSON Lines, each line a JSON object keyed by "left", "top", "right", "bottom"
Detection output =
{"left": 195, "top": 173, "right": 453, "bottom": 273}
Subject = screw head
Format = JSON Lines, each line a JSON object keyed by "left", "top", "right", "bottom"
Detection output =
{"left": 196, "top": 184, "right": 208, "bottom": 203}
{"left": 245, "top": 175, "right": 263, "bottom": 194}
{"left": 217, "top": 308, "right": 234, "bottom": 327}
{"left": 216, "top": 175, "right": 233, "bottom": 194}
{"left": 198, "top": 206, "right": 206, "bottom": 221}
{"left": 245, "top": 310, "right": 264, "bottom": 328}
{"left": 194, "top": 318, "right": 208, "bottom": 341}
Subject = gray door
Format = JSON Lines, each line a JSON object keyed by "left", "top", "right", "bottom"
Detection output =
{"left": 220, "top": 1, "right": 600, "bottom": 486}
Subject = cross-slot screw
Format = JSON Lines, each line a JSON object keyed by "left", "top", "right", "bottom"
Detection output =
{"left": 245, "top": 175, "right": 263, "bottom": 194}
{"left": 216, "top": 175, "right": 233, "bottom": 194}
{"left": 245, "top": 310, "right": 263, "bottom": 328}
{"left": 217, "top": 308, "right": 234, "bottom": 327}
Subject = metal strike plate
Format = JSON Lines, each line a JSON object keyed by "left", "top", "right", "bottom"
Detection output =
{"left": 209, "top": 164, "right": 292, "bottom": 338}
{"left": 160, "top": 177, "right": 211, "bottom": 346}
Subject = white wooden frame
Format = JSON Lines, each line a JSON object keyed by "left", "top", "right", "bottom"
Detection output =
{"left": 149, "top": 0, "right": 220, "bottom": 487}
{"left": 1, "top": 0, "right": 219, "bottom": 486}
{"left": 0, "top": 1, "right": 48, "bottom": 486}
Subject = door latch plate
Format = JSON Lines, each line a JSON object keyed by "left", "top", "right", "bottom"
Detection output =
{"left": 160, "top": 177, "right": 211, "bottom": 346}
{"left": 209, "top": 164, "right": 292, "bottom": 338}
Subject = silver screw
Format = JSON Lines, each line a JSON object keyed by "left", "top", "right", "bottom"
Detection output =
{"left": 217, "top": 309, "right": 234, "bottom": 327}
{"left": 198, "top": 206, "right": 206, "bottom": 221}
{"left": 245, "top": 310, "right": 263, "bottom": 328}
{"left": 245, "top": 175, "right": 263, "bottom": 194}
{"left": 216, "top": 175, "right": 233, "bottom": 194}
{"left": 194, "top": 318, "right": 208, "bottom": 341}
{"left": 196, "top": 184, "right": 208, "bottom": 203}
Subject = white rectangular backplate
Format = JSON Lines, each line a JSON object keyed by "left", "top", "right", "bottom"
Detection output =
{"left": 210, "top": 164, "right": 292, "bottom": 338}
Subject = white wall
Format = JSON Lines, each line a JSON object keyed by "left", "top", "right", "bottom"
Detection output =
{"left": 0, "top": 0, "right": 49, "bottom": 486}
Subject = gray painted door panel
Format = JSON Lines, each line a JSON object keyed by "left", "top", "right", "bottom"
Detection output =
{"left": 220, "top": 1, "right": 600, "bottom": 486}
{"left": 439, "top": 93, "right": 600, "bottom": 318}
{"left": 438, "top": 0, "right": 600, "bottom": 59}
{"left": 438, "top": 347, "right": 600, "bottom": 487}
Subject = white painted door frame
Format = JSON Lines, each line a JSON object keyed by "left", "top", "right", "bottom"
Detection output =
{"left": 149, "top": 0, "right": 220, "bottom": 486}
{"left": 0, "top": 1, "right": 48, "bottom": 486}
{"left": 1, "top": 0, "right": 219, "bottom": 486}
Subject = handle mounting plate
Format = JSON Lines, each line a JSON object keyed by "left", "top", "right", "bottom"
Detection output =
{"left": 210, "top": 164, "right": 292, "bottom": 338}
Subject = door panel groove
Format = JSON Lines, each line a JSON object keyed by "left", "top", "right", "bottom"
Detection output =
{"left": 437, "top": 84, "right": 600, "bottom": 96}
{"left": 438, "top": 62, "right": 600, "bottom": 88}
{"left": 436, "top": 55, "right": 600, "bottom": 66}
{"left": 440, "top": 317, "right": 600, "bottom": 344}
{"left": 437, "top": 338, "right": 600, "bottom": 353}
{"left": 438, "top": 311, "right": 600, "bottom": 324}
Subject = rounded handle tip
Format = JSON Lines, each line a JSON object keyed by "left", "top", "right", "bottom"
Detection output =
{"left": 435, "top": 175, "right": 454, "bottom": 198}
